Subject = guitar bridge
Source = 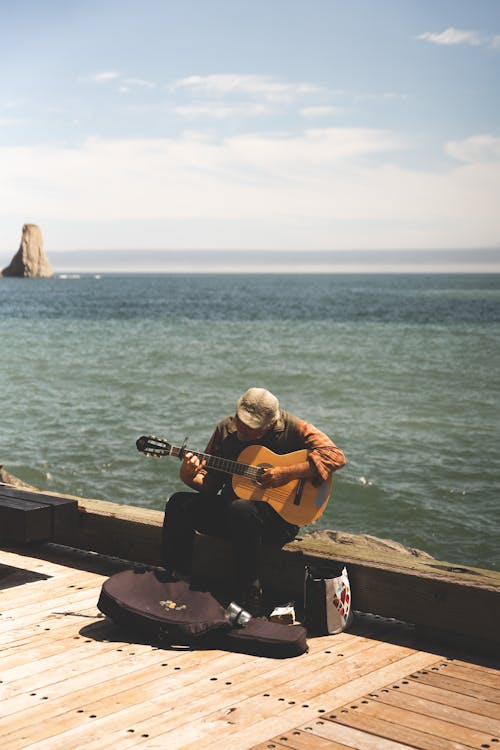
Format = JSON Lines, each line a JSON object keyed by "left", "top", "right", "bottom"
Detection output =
{"left": 293, "top": 479, "right": 305, "bottom": 506}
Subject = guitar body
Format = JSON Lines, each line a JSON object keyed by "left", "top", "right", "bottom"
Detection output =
{"left": 136, "top": 436, "right": 333, "bottom": 526}
{"left": 232, "top": 445, "right": 332, "bottom": 526}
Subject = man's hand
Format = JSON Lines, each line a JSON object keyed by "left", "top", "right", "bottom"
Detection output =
{"left": 259, "top": 460, "right": 318, "bottom": 489}
{"left": 259, "top": 466, "right": 292, "bottom": 488}
{"left": 180, "top": 451, "right": 207, "bottom": 490}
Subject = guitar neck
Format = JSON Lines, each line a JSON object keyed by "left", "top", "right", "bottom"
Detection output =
{"left": 171, "top": 445, "right": 261, "bottom": 482}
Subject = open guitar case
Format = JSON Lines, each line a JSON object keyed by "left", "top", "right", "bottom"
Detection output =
{"left": 97, "top": 568, "right": 308, "bottom": 659}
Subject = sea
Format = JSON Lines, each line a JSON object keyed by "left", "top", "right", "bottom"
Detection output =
{"left": 1, "top": 273, "right": 499, "bottom": 571}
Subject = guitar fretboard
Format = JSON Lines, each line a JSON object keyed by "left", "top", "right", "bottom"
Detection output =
{"left": 170, "top": 446, "right": 262, "bottom": 481}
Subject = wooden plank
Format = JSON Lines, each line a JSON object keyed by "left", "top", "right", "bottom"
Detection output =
{"left": 408, "top": 667, "right": 500, "bottom": 703}
{"left": 0, "top": 570, "right": 104, "bottom": 611}
{"left": 2, "top": 624, "right": 148, "bottom": 692}
{"left": 3, "top": 641, "right": 180, "bottom": 715}
{"left": 250, "top": 731, "right": 354, "bottom": 750}
{"left": 369, "top": 684, "right": 500, "bottom": 736}
{"left": 177, "top": 651, "right": 448, "bottom": 750}
{"left": 1, "top": 636, "right": 360, "bottom": 728}
{"left": 279, "top": 642, "right": 415, "bottom": 703}
{"left": 0, "top": 634, "right": 384, "bottom": 750}
{"left": 0, "top": 650, "right": 251, "bottom": 749}
{"left": 440, "top": 661, "right": 500, "bottom": 688}
{"left": 0, "top": 588, "right": 103, "bottom": 636}
{"left": 96, "top": 645, "right": 434, "bottom": 750}
{"left": 0, "top": 599, "right": 440, "bottom": 750}
{"left": 389, "top": 678, "right": 500, "bottom": 720}
{"left": 0, "top": 643, "right": 229, "bottom": 720}
{"left": 17, "top": 661, "right": 353, "bottom": 750}
{"left": 335, "top": 698, "right": 496, "bottom": 748}
{"left": 34, "top": 634, "right": 366, "bottom": 749}
{"left": 294, "top": 721, "right": 414, "bottom": 750}
{"left": 0, "top": 605, "right": 108, "bottom": 649}
{"left": 448, "top": 656, "right": 500, "bottom": 676}
{"left": 1, "top": 640, "right": 195, "bottom": 724}
{"left": 1, "top": 624, "right": 111, "bottom": 675}
{"left": 326, "top": 710, "right": 474, "bottom": 750}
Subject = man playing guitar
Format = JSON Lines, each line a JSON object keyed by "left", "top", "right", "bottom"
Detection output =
{"left": 161, "top": 387, "right": 346, "bottom": 616}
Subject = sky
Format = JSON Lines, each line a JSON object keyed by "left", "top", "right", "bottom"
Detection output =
{"left": 0, "top": 0, "right": 499, "bottom": 272}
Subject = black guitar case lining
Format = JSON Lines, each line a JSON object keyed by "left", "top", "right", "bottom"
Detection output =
{"left": 97, "top": 569, "right": 308, "bottom": 658}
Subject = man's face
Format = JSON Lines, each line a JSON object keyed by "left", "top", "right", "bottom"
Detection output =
{"left": 235, "top": 414, "right": 274, "bottom": 442}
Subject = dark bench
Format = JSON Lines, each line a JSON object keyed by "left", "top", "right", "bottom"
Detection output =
{"left": 0, "top": 484, "right": 78, "bottom": 543}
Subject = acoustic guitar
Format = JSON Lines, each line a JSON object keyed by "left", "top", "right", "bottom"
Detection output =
{"left": 136, "top": 435, "right": 332, "bottom": 526}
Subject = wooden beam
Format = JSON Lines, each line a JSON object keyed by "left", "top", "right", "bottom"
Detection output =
{"left": 53, "top": 494, "right": 163, "bottom": 565}
{"left": 0, "top": 497, "right": 52, "bottom": 542}
{"left": 0, "top": 485, "right": 78, "bottom": 538}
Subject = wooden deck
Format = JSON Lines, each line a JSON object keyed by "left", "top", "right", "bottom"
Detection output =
{"left": 1, "top": 544, "right": 499, "bottom": 750}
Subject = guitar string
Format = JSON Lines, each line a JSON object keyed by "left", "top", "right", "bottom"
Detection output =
{"left": 143, "top": 441, "right": 325, "bottom": 509}
{"left": 149, "top": 445, "right": 263, "bottom": 481}
{"left": 147, "top": 450, "right": 294, "bottom": 504}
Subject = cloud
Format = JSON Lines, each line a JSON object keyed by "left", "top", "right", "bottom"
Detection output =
{"left": 171, "top": 74, "right": 337, "bottom": 120}
{"left": 80, "top": 70, "right": 346, "bottom": 118}
{"left": 173, "top": 103, "right": 271, "bottom": 120}
{"left": 123, "top": 77, "right": 156, "bottom": 89}
{"left": 299, "top": 106, "right": 342, "bottom": 118}
{"left": 86, "top": 71, "right": 122, "bottom": 83}
{"left": 416, "top": 27, "right": 500, "bottom": 48}
{"left": 416, "top": 27, "right": 482, "bottom": 46}
{"left": 0, "top": 129, "right": 498, "bottom": 251}
{"left": 83, "top": 72, "right": 155, "bottom": 92}
{"left": 171, "top": 74, "right": 323, "bottom": 102}
{"left": 446, "top": 134, "right": 500, "bottom": 163}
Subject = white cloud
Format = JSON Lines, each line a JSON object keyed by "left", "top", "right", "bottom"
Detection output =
{"left": 299, "top": 106, "right": 342, "bottom": 118}
{"left": 86, "top": 71, "right": 122, "bottom": 83}
{"left": 0, "top": 129, "right": 498, "bottom": 251}
{"left": 446, "top": 134, "right": 500, "bottom": 163}
{"left": 124, "top": 77, "right": 156, "bottom": 89}
{"left": 417, "top": 27, "right": 483, "bottom": 46}
{"left": 173, "top": 103, "right": 271, "bottom": 120}
{"left": 83, "top": 72, "right": 155, "bottom": 90}
{"left": 172, "top": 74, "right": 323, "bottom": 102}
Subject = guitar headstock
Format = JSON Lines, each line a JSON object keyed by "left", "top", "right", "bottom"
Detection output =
{"left": 136, "top": 435, "right": 172, "bottom": 458}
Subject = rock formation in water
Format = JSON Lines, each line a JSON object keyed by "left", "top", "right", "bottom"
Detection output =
{"left": 0, "top": 465, "right": 38, "bottom": 490}
{"left": 1, "top": 224, "right": 53, "bottom": 278}
{"left": 306, "top": 529, "right": 435, "bottom": 559}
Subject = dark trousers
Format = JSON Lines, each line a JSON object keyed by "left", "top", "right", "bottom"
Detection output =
{"left": 161, "top": 491, "right": 299, "bottom": 588}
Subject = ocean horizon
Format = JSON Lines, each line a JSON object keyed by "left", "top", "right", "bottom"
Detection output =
{"left": 3, "top": 247, "right": 500, "bottom": 275}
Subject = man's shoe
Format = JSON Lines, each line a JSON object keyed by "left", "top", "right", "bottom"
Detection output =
{"left": 241, "top": 581, "right": 265, "bottom": 618}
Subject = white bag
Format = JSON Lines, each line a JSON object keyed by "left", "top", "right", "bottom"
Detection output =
{"left": 304, "top": 564, "right": 353, "bottom": 635}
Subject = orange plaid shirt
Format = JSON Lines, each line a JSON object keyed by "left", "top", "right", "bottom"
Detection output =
{"left": 204, "top": 410, "right": 345, "bottom": 492}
